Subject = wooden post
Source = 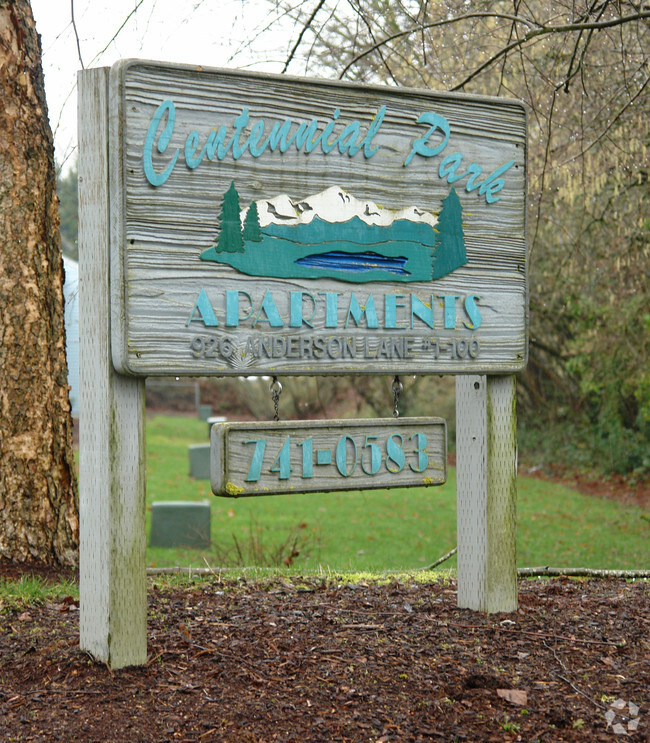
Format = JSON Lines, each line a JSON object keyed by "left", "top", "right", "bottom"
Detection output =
{"left": 456, "top": 375, "right": 518, "bottom": 612}
{"left": 78, "top": 68, "right": 147, "bottom": 667}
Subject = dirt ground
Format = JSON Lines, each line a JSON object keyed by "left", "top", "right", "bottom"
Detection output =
{"left": 2, "top": 470, "right": 648, "bottom": 742}
{"left": 1, "top": 568, "right": 648, "bottom": 743}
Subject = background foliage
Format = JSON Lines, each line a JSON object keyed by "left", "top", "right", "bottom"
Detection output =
{"left": 57, "top": 165, "right": 78, "bottom": 260}
{"left": 265, "top": 0, "right": 650, "bottom": 474}
{"left": 58, "top": 0, "right": 649, "bottom": 475}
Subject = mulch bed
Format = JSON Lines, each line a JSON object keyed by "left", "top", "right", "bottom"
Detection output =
{"left": 1, "top": 572, "right": 648, "bottom": 742}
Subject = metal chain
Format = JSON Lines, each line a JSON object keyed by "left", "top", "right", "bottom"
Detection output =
{"left": 270, "top": 376, "right": 282, "bottom": 421}
{"left": 392, "top": 375, "right": 403, "bottom": 419}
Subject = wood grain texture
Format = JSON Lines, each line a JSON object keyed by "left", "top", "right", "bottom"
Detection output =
{"left": 456, "top": 375, "right": 517, "bottom": 613}
{"left": 211, "top": 418, "right": 446, "bottom": 497}
{"left": 78, "top": 68, "right": 147, "bottom": 668}
{"left": 108, "top": 60, "right": 527, "bottom": 377}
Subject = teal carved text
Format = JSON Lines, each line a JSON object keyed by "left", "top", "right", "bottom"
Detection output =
{"left": 144, "top": 100, "right": 385, "bottom": 186}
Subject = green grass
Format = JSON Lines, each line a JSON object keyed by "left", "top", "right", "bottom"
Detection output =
{"left": 0, "top": 576, "right": 78, "bottom": 611}
{"left": 517, "top": 478, "right": 648, "bottom": 568}
{"left": 145, "top": 414, "right": 649, "bottom": 572}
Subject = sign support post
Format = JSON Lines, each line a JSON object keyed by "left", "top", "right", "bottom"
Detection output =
{"left": 78, "top": 68, "right": 147, "bottom": 667}
{"left": 456, "top": 374, "right": 518, "bottom": 612}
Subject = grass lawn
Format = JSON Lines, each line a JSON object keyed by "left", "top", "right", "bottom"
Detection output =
{"left": 145, "top": 414, "right": 649, "bottom": 572}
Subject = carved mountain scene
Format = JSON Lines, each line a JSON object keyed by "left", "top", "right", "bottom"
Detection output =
{"left": 200, "top": 184, "right": 466, "bottom": 283}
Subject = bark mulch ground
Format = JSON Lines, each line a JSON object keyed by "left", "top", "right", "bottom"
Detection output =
{"left": 1, "top": 569, "right": 648, "bottom": 742}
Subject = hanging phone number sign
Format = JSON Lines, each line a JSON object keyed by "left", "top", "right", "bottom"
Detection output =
{"left": 210, "top": 418, "right": 446, "bottom": 497}
{"left": 109, "top": 60, "right": 527, "bottom": 376}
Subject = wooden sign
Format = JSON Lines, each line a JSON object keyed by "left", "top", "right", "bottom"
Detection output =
{"left": 108, "top": 60, "right": 527, "bottom": 376}
{"left": 210, "top": 418, "right": 446, "bottom": 497}
{"left": 78, "top": 63, "right": 523, "bottom": 671}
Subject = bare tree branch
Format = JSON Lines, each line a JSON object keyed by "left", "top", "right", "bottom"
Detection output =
{"left": 346, "top": 0, "right": 399, "bottom": 85}
{"left": 560, "top": 0, "right": 609, "bottom": 93}
{"left": 282, "top": 0, "right": 328, "bottom": 73}
{"left": 87, "top": 0, "right": 146, "bottom": 68}
{"left": 560, "top": 72, "right": 649, "bottom": 165}
{"left": 302, "top": 2, "right": 341, "bottom": 72}
{"left": 496, "top": 2, "right": 518, "bottom": 95}
{"left": 335, "top": 7, "right": 650, "bottom": 85}
{"left": 227, "top": 1, "right": 299, "bottom": 66}
{"left": 70, "top": 0, "right": 84, "bottom": 70}
{"left": 452, "top": 9, "right": 650, "bottom": 91}
{"left": 339, "top": 11, "right": 538, "bottom": 79}
{"left": 530, "top": 86, "right": 558, "bottom": 257}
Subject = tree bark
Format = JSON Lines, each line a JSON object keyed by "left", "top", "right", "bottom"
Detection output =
{"left": 0, "top": 0, "right": 78, "bottom": 566}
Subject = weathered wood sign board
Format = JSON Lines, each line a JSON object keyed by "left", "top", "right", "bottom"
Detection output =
{"left": 108, "top": 60, "right": 527, "bottom": 376}
{"left": 210, "top": 418, "right": 446, "bottom": 497}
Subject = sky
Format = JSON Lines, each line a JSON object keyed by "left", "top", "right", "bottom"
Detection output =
{"left": 31, "top": 0, "right": 298, "bottom": 171}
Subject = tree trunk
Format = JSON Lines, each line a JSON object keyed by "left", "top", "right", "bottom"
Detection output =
{"left": 0, "top": 0, "right": 78, "bottom": 566}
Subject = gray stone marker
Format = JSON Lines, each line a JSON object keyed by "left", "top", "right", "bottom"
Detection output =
{"left": 188, "top": 443, "right": 211, "bottom": 480}
{"left": 150, "top": 501, "right": 211, "bottom": 549}
{"left": 197, "top": 404, "right": 213, "bottom": 421}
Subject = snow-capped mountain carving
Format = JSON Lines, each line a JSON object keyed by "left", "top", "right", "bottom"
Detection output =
{"left": 242, "top": 185, "right": 438, "bottom": 229}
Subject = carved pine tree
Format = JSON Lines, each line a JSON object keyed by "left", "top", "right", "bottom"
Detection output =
{"left": 432, "top": 187, "right": 467, "bottom": 280}
{"left": 215, "top": 181, "right": 244, "bottom": 253}
{"left": 242, "top": 200, "right": 262, "bottom": 243}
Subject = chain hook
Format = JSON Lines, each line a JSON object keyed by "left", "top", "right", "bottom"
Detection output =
{"left": 392, "top": 375, "right": 403, "bottom": 419}
{"left": 270, "top": 376, "right": 282, "bottom": 421}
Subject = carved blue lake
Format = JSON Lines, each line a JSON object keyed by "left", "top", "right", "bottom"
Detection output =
{"left": 295, "top": 250, "right": 409, "bottom": 276}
